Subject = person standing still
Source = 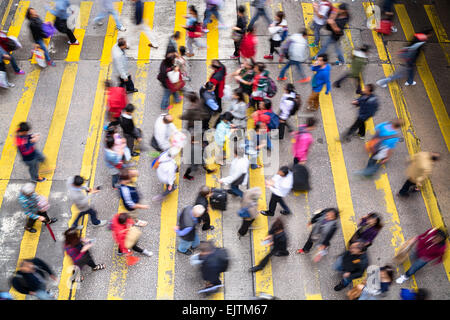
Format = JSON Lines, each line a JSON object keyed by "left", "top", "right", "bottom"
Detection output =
{"left": 93, "top": 0, "right": 126, "bottom": 31}
{"left": 306, "top": 53, "right": 331, "bottom": 111}
{"left": 113, "top": 38, "right": 138, "bottom": 94}
{"left": 310, "top": 0, "right": 333, "bottom": 48}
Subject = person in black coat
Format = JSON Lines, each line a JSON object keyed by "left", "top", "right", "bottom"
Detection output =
{"left": 197, "top": 241, "right": 226, "bottom": 294}
{"left": 333, "top": 241, "right": 369, "bottom": 291}
{"left": 10, "top": 258, "right": 57, "bottom": 300}
{"left": 195, "top": 186, "right": 215, "bottom": 231}
{"left": 119, "top": 103, "right": 142, "bottom": 157}
{"left": 26, "top": 8, "right": 54, "bottom": 66}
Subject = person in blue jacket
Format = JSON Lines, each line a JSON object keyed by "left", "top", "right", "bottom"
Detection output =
{"left": 306, "top": 53, "right": 331, "bottom": 111}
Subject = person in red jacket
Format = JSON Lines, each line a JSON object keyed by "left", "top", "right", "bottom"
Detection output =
{"left": 396, "top": 228, "right": 447, "bottom": 284}
{"left": 239, "top": 26, "right": 257, "bottom": 62}
{"left": 111, "top": 212, "right": 153, "bottom": 257}
{"left": 105, "top": 80, "right": 127, "bottom": 130}
{"left": 208, "top": 59, "right": 226, "bottom": 113}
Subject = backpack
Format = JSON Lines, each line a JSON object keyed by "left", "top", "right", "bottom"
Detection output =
{"left": 265, "top": 76, "right": 277, "bottom": 98}
{"left": 215, "top": 248, "right": 230, "bottom": 273}
{"left": 41, "top": 22, "right": 56, "bottom": 38}
{"left": 288, "top": 94, "right": 301, "bottom": 116}
{"left": 264, "top": 111, "right": 279, "bottom": 130}
{"left": 237, "top": 207, "right": 251, "bottom": 218}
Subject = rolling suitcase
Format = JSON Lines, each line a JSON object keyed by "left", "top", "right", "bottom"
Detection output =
{"left": 210, "top": 188, "right": 228, "bottom": 211}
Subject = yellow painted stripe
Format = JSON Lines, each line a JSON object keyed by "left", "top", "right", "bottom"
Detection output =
{"left": 363, "top": 2, "right": 450, "bottom": 283}
{"left": 5, "top": 1, "right": 29, "bottom": 65}
{"left": 395, "top": 4, "right": 450, "bottom": 151}
{"left": 106, "top": 2, "right": 154, "bottom": 300}
{"left": 301, "top": 3, "right": 319, "bottom": 57}
{"left": 2, "top": 0, "right": 16, "bottom": 30}
{"left": 306, "top": 293, "right": 322, "bottom": 300}
{"left": 156, "top": 2, "right": 186, "bottom": 300}
{"left": 57, "top": 2, "right": 121, "bottom": 300}
{"left": 424, "top": 5, "right": 450, "bottom": 66}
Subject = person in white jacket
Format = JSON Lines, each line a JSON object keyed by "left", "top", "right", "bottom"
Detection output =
{"left": 153, "top": 114, "right": 178, "bottom": 152}
{"left": 278, "top": 29, "right": 310, "bottom": 83}
{"left": 260, "top": 166, "right": 293, "bottom": 216}
{"left": 219, "top": 148, "right": 249, "bottom": 198}
{"left": 112, "top": 38, "right": 137, "bottom": 93}
{"left": 264, "top": 11, "right": 287, "bottom": 60}
{"left": 156, "top": 147, "right": 179, "bottom": 197}
{"left": 93, "top": 0, "right": 126, "bottom": 31}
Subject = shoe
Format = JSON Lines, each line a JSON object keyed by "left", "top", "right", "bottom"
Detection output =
{"left": 280, "top": 210, "right": 291, "bottom": 215}
{"left": 186, "top": 53, "right": 194, "bottom": 57}
{"left": 7, "top": 82, "right": 15, "bottom": 88}
{"left": 334, "top": 282, "right": 346, "bottom": 291}
{"left": 149, "top": 43, "right": 158, "bottom": 49}
{"left": 198, "top": 284, "right": 223, "bottom": 294}
{"left": 46, "top": 218, "right": 58, "bottom": 225}
{"left": 277, "top": 77, "right": 287, "bottom": 81}
{"left": 398, "top": 192, "right": 409, "bottom": 198}
{"left": 391, "top": 26, "right": 398, "bottom": 33}
{"left": 47, "top": 61, "right": 56, "bottom": 67}
{"left": 93, "top": 220, "right": 107, "bottom": 227}
{"left": 376, "top": 79, "right": 387, "bottom": 88}
{"left": 202, "top": 225, "right": 215, "bottom": 231}
{"left": 127, "top": 88, "right": 138, "bottom": 94}
{"left": 405, "top": 81, "right": 416, "bottom": 86}
{"left": 74, "top": 225, "right": 84, "bottom": 230}
{"left": 274, "top": 251, "right": 289, "bottom": 256}
{"left": 131, "top": 151, "right": 140, "bottom": 157}
{"left": 335, "top": 60, "right": 344, "bottom": 66}
{"left": 249, "top": 266, "right": 262, "bottom": 273}
{"left": 202, "top": 29, "right": 209, "bottom": 33}
{"left": 396, "top": 275, "right": 409, "bottom": 284}
{"left": 358, "top": 135, "right": 365, "bottom": 140}
{"left": 178, "top": 248, "right": 193, "bottom": 255}
{"left": 296, "top": 249, "right": 308, "bottom": 254}
{"left": 142, "top": 249, "right": 153, "bottom": 257}
{"left": 34, "top": 177, "right": 47, "bottom": 182}
{"left": 309, "top": 43, "right": 317, "bottom": 48}
{"left": 15, "top": 70, "right": 25, "bottom": 75}
{"left": 229, "top": 55, "right": 239, "bottom": 59}
{"left": 296, "top": 76, "right": 311, "bottom": 84}
{"left": 118, "top": 26, "right": 126, "bottom": 32}
{"left": 134, "top": 219, "right": 148, "bottom": 227}
{"left": 96, "top": 20, "right": 104, "bottom": 26}
{"left": 68, "top": 40, "right": 79, "bottom": 45}
{"left": 25, "top": 227, "right": 37, "bottom": 233}
{"left": 264, "top": 55, "right": 273, "bottom": 60}
{"left": 183, "top": 174, "right": 194, "bottom": 181}
{"left": 333, "top": 81, "right": 341, "bottom": 88}
{"left": 260, "top": 210, "right": 274, "bottom": 217}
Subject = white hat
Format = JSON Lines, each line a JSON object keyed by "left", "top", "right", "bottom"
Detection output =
{"left": 21, "top": 183, "right": 35, "bottom": 195}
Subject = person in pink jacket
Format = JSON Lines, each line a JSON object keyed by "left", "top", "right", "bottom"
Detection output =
{"left": 292, "top": 118, "right": 317, "bottom": 165}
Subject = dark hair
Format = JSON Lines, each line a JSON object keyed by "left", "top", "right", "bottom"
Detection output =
{"left": 163, "top": 114, "right": 173, "bottom": 124}
{"left": 186, "top": 91, "right": 199, "bottom": 103}
{"left": 431, "top": 153, "right": 441, "bottom": 161}
{"left": 435, "top": 229, "right": 447, "bottom": 244}
{"left": 317, "top": 53, "right": 328, "bottom": 62}
{"left": 338, "top": 3, "right": 348, "bottom": 11}
{"left": 164, "top": 54, "right": 176, "bottom": 66}
{"left": 238, "top": 5, "right": 246, "bottom": 14}
{"left": 416, "top": 288, "right": 429, "bottom": 300}
{"left": 392, "top": 119, "right": 404, "bottom": 128}
{"left": 233, "top": 88, "right": 245, "bottom": 102}
{"left": 222, "top": 112, "right": 233, "bottom": 122}
{"left": 262, "top": 98, "right": 272, "bottom": 110}
{"left": 255, "top": 62, "right": 266, "bottom": 72}
{"left": 104, "top": 80, "right": 112, "bottom": 88}
{"left": 420, "top": 28, "right": 433, "bottom": 36}
{"left": 367, "top": 212, "right": 383, "bottom": 230}
{"left": 119, "top": 171, "right": 131, "bottom": 181}
{"left": 118, "top": 38, "right": 126, "bottom": 47}
{"left": 18, "top": 122, "right": 30, "bottom": 132}
{"left": 124, "top": 104, "right": 135, "bottom": 113}
{"left": 25, "top": 8, "right": 34, "bottom": 20}
{"left": 306, "top": 117, "right": 317, "bottom": 128}
{"left": 380, "top": 265, "right": 394, "bottom": 282}
{"left": 325, "top": 208, "right": 340, "bottom": 219}
{"left": 365, "top": 83, "right": 375, "bottom": 93}
{"left": 275, "top": 11, "right": 285, "bottom": 23}
{"left": 255, "top": 122, "right": 262, "bottom": 131}
{"left": 211, "top": 59, "right": 222, "bottom": 69}
{"left": 271, "top": 217, "right": 285, "bottom": 233}
{"left": 105, "top": 135, "right": 115, "bottom": 149}
{"left": 179, "top": 46, "right": 186, "bottom": 56}
{"left": 64, "top": 228, "right": 81, "bottom": 247}
{"left": 199, "top": 240, "right": 215, "bottom": 253}
{"left": 199, "top": 185, "right": 211, "bottom": 197}
{"left": 300, "top": 28, "right": 307, "bottom": 36}
{"left": 279, "top": 166, "right": 289, "bottom": 176}
{"left": 285, "top": 83, "right": 295, "bottom": 93}
{"left": 188, "top": 5, "right": 198, "bottom": 16}
{"left": 118, "top": 212, "right": 129, "bottom": 224}
{"left": 73, "top": 175, "right": 84, "bottom": 187}
{"left": 205, "top": 81, "right": 215, "bottom": 90}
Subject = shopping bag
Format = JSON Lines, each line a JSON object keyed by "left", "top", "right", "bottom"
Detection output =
{"left": 34, "top": 48, "right": 47, "bottom": 68}
{"left": 392, "top": 237, "right": 417, "bottom": 265}
{"left": 124, "top": 226, "right": 142, "bottom": 249}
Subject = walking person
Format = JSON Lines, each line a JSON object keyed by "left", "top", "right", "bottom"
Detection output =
{"left": 278, "top": 29, "right": 310, "bottom": 83}
{"left": 15, "top": 122, "right": 47, "bottom": 182}
{"left": 376, "top": 29, "right": 433, "bottom": 88}
{"left": 111, "top": 212, "right": 153, "bottom": 257}
{"left": 118, "top": 169, "right": 149, "bottom": 226}
{"left": 196, "top": 241, "right": 229, "bottom": 294}
{"left": 208, "top": 59, "right": 227, "bottom": 113}
{"left": 333, "top": 241, "right": 369, "bottom": 291}
{"left": 342, "top": 83, "right": 379, "bottom": 142}
{"left": 398, "top": 152, "right": 441, "bottom": 198}
{"left": 202, "top": 0, "right": 226, "bottom": 33}
{"left": 49, "top": 0, "right": 79, "bottom": 45}
{"left": 158, "top": 54, "right": 182, "bottom": 110}
{"left": 63, "top": 228, "right": 106, "bottom": 282}
{"left": 355, "top": 119, "right": 403, "bottom": 177}
{"left": 230, "top": 5, "right": 247, "bottom": 60}
{"left": 93, "top": 0, "right": 126, "bottom": 31}
{"left": 333, "top": 44, "right": 370, "bottom": 94}
{"left": 249, "top": 62, "right": 270, "bottom": 109}
{"left": 249, "top": 217, "right": 289, "bottom": 272}
{"left": 348, "top": 212, "right": 383, "bottom": 250}
{"left": 306, "top": 53, "right": 331, "bottom": 111}
{"left": 195, "top": 186, "right": 215, "bottom": 232}
{"left": 131, "top": 0, "right": 158, "bottom": 49}
{"left": 260, "top": 166, "right": 293, "bottom": 216}
{"left": 356, "top": 265, "right": 394, "bottom": 300}
{"left": 292, "top": 117, "right": 316, "bottom": 165}
{"left": 0, "top": 30, "right": 25, "bottom": 77}
{"left": 231, "top": 59, "right": 255, "bottom": 97}
{"left": 152, "top": 114, "right": 178, "bottom": 152}
{"left": 264, "top": 11, "right": 287, "bottom": 61}
{"left": 174, "top": 205, "right": 205, "bottom": 255}
{"left": 19, "top": 183, "right": 57, "bottom": 234}
{"left": 166, "top": 31, "right": 181, "bottom": 56}
{"left": 296, "top": 208, "right": 339, "bottom": 262}
{"left": 227, "top": 88, "right": 248, "bottom": 129}
{"left": 104, "top": 135, "right": 124, "bottom": 188}
{"left": 67, "top": 175, "right": 107, "bottom": 230}
{"left": 199, "top": 81, "right": 220, "bottom": 130}
{"left": 119, "top": 103, "right": 142, "bottom": 157}
{"left": 155, "top": 147, "right": 179, "bottom": 199}
{"left": 10, "top": 258, "right": 58, "bottom": 300}
{"left": 309, "top": 0, "right": 333, "bottom": 48}
{"left": 183, "top": 5, "right": 206, "bottom": 57}
{"left": 396, "top": 228, "right": 447, "bottom": 284}
{"left": 213, "top": 112, "right": 235, "bottom": 165}
{"left": 278, "top": 83, "right": 301, "bottom": 140}
{"left": 113, "top": 38, "right": 138, "bottom": 94}
{"left": 247, "top": 0, "right": 271, "bottom": 30}
{"left": 313, "top": 3, "right": 350, "bottom": 66}
{"left": 219, "top": 147, "right": 250, "bottom": 198}
{"left": 239, "top": 26, "right": 257, "bottom": 62}
{"left": 237, "top": 187, "right": 262, "bottom": 238}
{"left": 104, "top": 80, "right": 127, "bottom": 130}
{"left": 26, "top": 8, "right": 55, "bottom": 67}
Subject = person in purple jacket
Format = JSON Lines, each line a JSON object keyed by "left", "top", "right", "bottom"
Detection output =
{"left": 306, "top": 53, "right": 331, "bottom": 111}
{"left": 348, "top": 212, "right": 383, "bottom": 250}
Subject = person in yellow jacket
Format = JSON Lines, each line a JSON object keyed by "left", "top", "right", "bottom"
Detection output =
{"left": 398, "top": 151, "right": 440, "bottom": 197}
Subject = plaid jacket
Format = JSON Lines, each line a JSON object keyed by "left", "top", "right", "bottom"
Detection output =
{"left": 18, "top": 193, "right": 40, "bottom": 219}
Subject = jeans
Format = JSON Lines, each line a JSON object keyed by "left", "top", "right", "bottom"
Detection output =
{"left": 0, "top": 47, "right": 20, "bottom": 72}
{"left": 23, "top": 150, "right": 45, "bottom": 181}
{"left": 112, "top": 174, "right": 120, "bottom": 188}
{"left": 312, "top": 21, "right": 324, "bottom": 46}
{"left": 359, "top": 157, "right": 381, "bottom": 177}
{"left": 35, "top": 39, "right": 51, "bottom": 62}
{"left": 405, "top": 251, "right": 428, "bottom": 277}
{"left": 358, "top": 287, "right": 377, "bottom": 300}
{"left": 160, "top": 87, "right": 181, "bottom": 109}
{"left": 268, "top": 193, "right": 291, "bottom": 215}
{"left": 94, "top": 8, "right": 122, "bottom": 29}
{"left": 316, "top": 36, "right": 345, "bottom": 64}
{"left": 399, "top": 179, "right": 416, "bottom": 196}
{"left": 378, "top": 64, "right": 415, "bottom": 86}
{"left": 71, "top": 208, "right": 101, "bottom": 228}
{"left": 230, "top": 184, "right": 243, "bottom": 198}
{"left": 279, "top": 60, "right": 306, "bottom": 80}
{"left": 346, "top": 117, "right": 366, "bottom": 137}
{"left": 203, "top": 6, "right": 223, "bottom": 28}
{"left": 34, "top": 289, "right": 55, "bottom": 300}
{"left": 178, "top": 233, "right": 200, "bottom": 253}
{"left": 248, "top": 8, "right": 271, "bottom": 29}
{"left": 333, "top": 256, "right": 353, "bottom": 288}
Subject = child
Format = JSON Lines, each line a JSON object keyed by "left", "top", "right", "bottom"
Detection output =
{"left": 119, "top": 104, "right": 143, "bottom": 157}
{"left": 183, "top": 5, "right": 206, "bottom": 57}
{"left": 175, "top": 46, "right": 190, "bottom": 81}
{"left": 264, "top": 11, "right": 288, "bottom": 60}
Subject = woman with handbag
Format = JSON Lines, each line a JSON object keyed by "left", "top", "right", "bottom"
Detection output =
{"left": 111, "top": 212, "right": 153, "bottom": 258}
{"left": 230, "top": 5, "right": 247, "bottom": 60}
{"left": 348, "top": 212, "right": 383, "bottom": 250}
{"left": 158, "top": 54, "right": 183, "bottom": 110}
{"left": 26, "top": 8, "right": 55, "bottom": 66}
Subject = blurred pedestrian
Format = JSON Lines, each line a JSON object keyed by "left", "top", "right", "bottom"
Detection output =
{"left": 156, "top": 147, "right": 179, "bottom": 198}
{"left": 202, "top": 0, "right": 226, "bottom": 33}
{"left": 306, "top": 53, "right": 331, "bottom": 111}
{"left": 26, "top": 8, "right": 55, "bottom": 66}
{"left": 296, "top": 208, "right": 339, "bottom": 262}
{"left": 230, "top": 5, "right": 247, "bottom": 60}
{"left": 0, "top": 30, "right": 25, "bottom": 82}
{"left": 131, "top": 0, "right": 159, "bottom": 49}
{"left": 219, "top": 147, "right": 249, "bottom": 197}
{"left": 250, "top": 62, "right": 270, "bottom": 109}
{"left": 67, "top": 175, "right": 107, "bottom": 229}
{"left": 118, "top": 169, "right": 149, "bottom": 227}
{"left": 183, "top": 5, "right": 206, "bottom": 57}
{"left": 213, "top": 112, "right": 235, "bottom": 164}
{"left": 227, "top": 88, "right": 248, "bottom": 129}
{"left": 104, "top": 80, "right": 127, "bottom": 130}
{"left": 238, "top": 187, "right": 262, "bottom": 238}
{"left": 196, "top": 241, "right": 229, "bottom": 294}
{"left": 113, "top": 38, "right": 138, "bottom": 94}
{"left": 278, "top": 83, "right": 301, "bottom": 140}
{"left": 119, "top": 103, "right": 142, "bottom": 157}
{"left": 309, "top": 0, "right": 333, "bottom": 48}
{"left": 158, "top": 53, "right": 182, "bottom": 110}
{"left": 104, "top": 135, "right": 124, "bottom": 188}
{"left": 396, "top": 228, "right": 447, "bottom": 284}
{"left": 231, "top": 59, "right": 255, "bottom": 97}
{"left": 239, "top": 26, "right": 257, "bottom": 62}
{"left": 174, "top": 204, "right": 205, "bottom": 255}
{"left": 348, "top": 212, "right": 383, "bottom": 250}
{"left": 249, "top": 217, "right": 289, "bottom": 272}
{"left": 264, "top": 11, "right": 287, "bottom": 61}
{"left": 195, "top": 186, "right": 215, "bottom": 231}
{"left": 152, "top": 114, "right": 178, "bottom": 152}
{"left": 398, "top": 152, "right": 440, "bottom": 198}
{"left": 166, "top": 31, "right": 181, "bottom": 56}
{"left": 247, "top": 0, "right": 271, "bottom": 30}
{"left": 199, "top": 81, "right": 220, "bottom": 129}
{"left": 333, "top": 241, "right": 369, "bottom": 291}
{"left": 208, "top": 59, "right": 227, "bottom": 113}
{"left": 10, "top": 258, "right": 57, "bottom": 300}
{"left": 278, "top": 29, "right": 310, "bottom": 83}
{"left": 49, "top": 0, "right": 79, "bottom": 45}
{"left": 93, "top": 0, "right": 126, "bottom": 31}
{"left": 292, "top": 117, "right": 316, "bottom": 165}
{"left": 19, "top": 183, "right": 57, "bottom": 234}
{"left": 357, "top": 265, "right": 394, "bottom": 300}
{"left": 381, "top": 0, "right": 397, "bottom": 33}
{"left": 400, "top": 288, "right": 429, "bottom": 300}
{"left": 342, "top": 83, "right": 378, "bottom": 142}
{"left": 63, "top": 228, "right": 105, "bottom": 282}
{"left": 260, "top": 166, "right": 293, "bottom": 216}
{"left": 333, "top": 44, "right": 370, "bottom": 94}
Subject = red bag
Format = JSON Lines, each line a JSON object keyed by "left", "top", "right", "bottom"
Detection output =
{"left": 166, "top": 71, "right": 185, "bottom": 93}
{"left": 376, "top": 20, "right": 392, "bottom": 35}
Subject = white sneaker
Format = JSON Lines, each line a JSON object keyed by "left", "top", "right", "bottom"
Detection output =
{"left": 396, "top": 274, "right": 409, "bottom": 284}
{"left": 376, "top": 79, "right": 387, "bottom": 88}
{"left": 142, "top": 249, "right": 153, "bottom": 257}
{"left": 7, "top": 82, "right": 15, "bottom": 88}
{"left": 94, "top": 220, "right": 107, "bottom": 227}
{"left": 74, "top": 225, "right": 84, "bottom": 230}
{"left": 405, "top": 81, "right": 416, "bottom": 86}
{"left": 391, "top": 26, "right": 398, "bottom": 33}
{"left": 95, "top": 20, "right": 103, "bottom": 26}
{"left": 118, "top": 25, "right": 126, "bottom": 32}
{"left": 68, "top": 40, "right": 79, "bottom": 45}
